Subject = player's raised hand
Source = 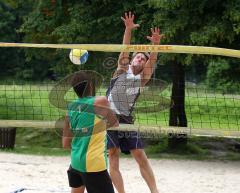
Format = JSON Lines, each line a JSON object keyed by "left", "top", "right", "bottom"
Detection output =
{"left": 121, "top": 11, "right": 140, "bottom": 30}
{"left": 146, "top": 27, "right": 165, "bottom": 45}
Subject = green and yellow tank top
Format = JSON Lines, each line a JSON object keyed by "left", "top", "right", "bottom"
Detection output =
{"left": 68, "top": 97, "right": 108, "bottom": 172}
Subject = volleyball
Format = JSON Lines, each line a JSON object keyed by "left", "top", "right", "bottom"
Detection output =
{"left": 69, "top": 49, "right": 89, "bottom": 65}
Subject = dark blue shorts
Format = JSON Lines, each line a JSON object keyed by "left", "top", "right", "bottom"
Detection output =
{"left": 107, "top": 130, "right": 144, "bottom": 154}
{"left": 107, "top": 114, "right": 144, "bottom": 154}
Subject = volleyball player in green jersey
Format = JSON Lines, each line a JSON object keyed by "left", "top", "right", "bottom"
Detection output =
{"left": 62, "top": 71, "right": 119, "bottom": 193}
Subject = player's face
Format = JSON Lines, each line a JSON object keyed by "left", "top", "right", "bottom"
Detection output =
{"left": 131, "top": 53, "right": 148, "bottom": 74}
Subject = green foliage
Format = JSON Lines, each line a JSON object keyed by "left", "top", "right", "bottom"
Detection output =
{"left": 150, "top": 0, "right": 240, "bottom": 48}
{"left": 0, "top": 0, "right": 33, "bottom": 80}
{"left": 0, "top": 2, "right": 18, "bottom": 77}
{"left": 18, "top": 0, "right": 124, "bottom": 79}
{"left": 0, "top": 0, "right": 240, "bottom": 86}
{"left": 149, "top": 0, "right": 240, "bottom": 86}
{"left": 15, "top": 0, "right": 156, "bottom": 80}
{"left": 0, "top": 2, "right": 15, "bottom": 41}
{"left": 206, "top": 58, "right": 240, "bottom": 93}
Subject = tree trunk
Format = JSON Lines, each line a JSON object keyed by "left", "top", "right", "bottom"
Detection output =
{"left": 168, "top": 62, "right": 188, "bottom": 148}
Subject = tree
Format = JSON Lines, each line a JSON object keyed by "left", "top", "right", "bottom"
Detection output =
{"left": 19, "top": 0, "right": 126, "bottom": 80}
{"left": 0, "top": 0, "right": 34, "bottom": 81}
{"left": 0, "top": 1, "right": 19, "bottom": 79}
{"left": 18, "top": 0, "right": 159, "bottom": 80}
{"left": 148, "top": 0, "right": 240, "bottom": 146}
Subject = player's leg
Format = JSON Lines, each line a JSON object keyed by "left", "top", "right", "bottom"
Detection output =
{"left": 71, "top": 187, "right": 85, "bottom": 193}
{"left": 107, "top": 130, "right": 126, "bottom": 193}
{"left": 131, "top": 148, "right": 159, "bottom": 193}
{"left": 82, "top": 170, "right": 114, "bottom": 193}
{"left": 124, "top": 131, "right": 158, "bottom": 193}
{"left": 67, "top": 166, "right": 85, "bottom": 193}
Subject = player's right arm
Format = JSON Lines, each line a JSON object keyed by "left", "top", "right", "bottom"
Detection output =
{"left": 95, "top": 96, "right": 119, "bottom": 128}
{"left": 117, "top": 12, "right": 140, "bottom": 73}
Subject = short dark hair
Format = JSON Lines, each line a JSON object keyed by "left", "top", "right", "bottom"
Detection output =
{"left": 71, "top": 72, "right": 95, "bottom": 98}
{"left": 132, "top": 52, "right": 150, "bottom": 60}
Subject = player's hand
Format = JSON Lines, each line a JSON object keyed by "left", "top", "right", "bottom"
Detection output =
{"left": 121, "top": 11, "right": 140, "bottom": 30}
{"left": 146, "top": 27, "right": 165, "bottom": 45}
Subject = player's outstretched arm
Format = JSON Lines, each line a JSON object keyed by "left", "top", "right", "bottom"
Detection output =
{"left": 141, "top": 27, "right": 165, "bottom": 86}
{"left": 117, "top": 12, "right": 140, "bottom": 72}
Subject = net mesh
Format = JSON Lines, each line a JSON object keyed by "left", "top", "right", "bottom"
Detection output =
{"left": 0, "top": 45, "right": 240, "bottom": 137}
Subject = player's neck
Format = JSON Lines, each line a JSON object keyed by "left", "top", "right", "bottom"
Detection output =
{"left": 130, "top": 65, "right": 141, "bottom": 76}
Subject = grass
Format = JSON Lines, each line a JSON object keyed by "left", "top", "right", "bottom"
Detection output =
{"left": 0, "top": 84, "right": 240, "bottom": 131}
{"left": 2, "top": 129, "right": 240, "bottom": 160}
{"left": 0, "top": 84, "right": 64, "bottom": 120}
{"left": 135, "top": 87, "right": 240, "bottom": 130}
{"left": 0, "top": 127, "right": 70, "bottom": 156}
{"left": 0, "top": 83, "right": 240, "bottom": 160}
{"left": 143, "top": 136, "right": 240, "bottom": 160}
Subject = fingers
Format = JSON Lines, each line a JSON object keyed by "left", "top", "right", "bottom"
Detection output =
{"left": 151, "top": 28, "right": 154, "bottom": 34}
{"left": 160, "top": 34, "right": 166, "bottom": 39}
{"left": 121, "top": 17, "right": 125, "bottom": 22}
{"left": 146, "top": 36, "right": 152, "bottom": 41}
{"left": 123, "top": 11, "right": 134, "bottom": 20}
{"left": 134, "top": 24, "right": 140, "bottom": 28}
{"left": 128, "top": 11, "right": 132, "bottom": 19}
{"left": 125, "top": 12, "right": 128, "bottom": 19}
{"left": 121, "top": 11, "right": 140, "bottom": 30}
{"left": 131, "top": 14, "right": 135, "bottom": 21}
{"left": 151, "top": 27, "right": 161, "bottom": 34}
{"left": 147, "top": 27, "right": 165, "bottom": 44}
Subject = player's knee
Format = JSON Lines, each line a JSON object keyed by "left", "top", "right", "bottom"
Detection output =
{"left": 108, "top": 148, "right": 120, "bottom": 171}
{"left": 71, "top": 187, "right": 85, "bottom": 193}
{"left": 131, "top": 149, "right": 148, "bottom": 166}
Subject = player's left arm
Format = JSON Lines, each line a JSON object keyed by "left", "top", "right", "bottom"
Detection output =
{"left": 141, "top": 27, "right": 165, "bottom": 86}
{"left": 62, "top": 115, "right": 73, "bottom": 149}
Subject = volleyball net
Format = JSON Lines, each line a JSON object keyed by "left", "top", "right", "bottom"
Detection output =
{"left": 0, "top": 43, "right": 240, "bottom": 138}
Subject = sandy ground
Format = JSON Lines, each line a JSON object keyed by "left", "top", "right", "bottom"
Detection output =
{"left": 0, "top": 152, "right": 240, "bottom": 193}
